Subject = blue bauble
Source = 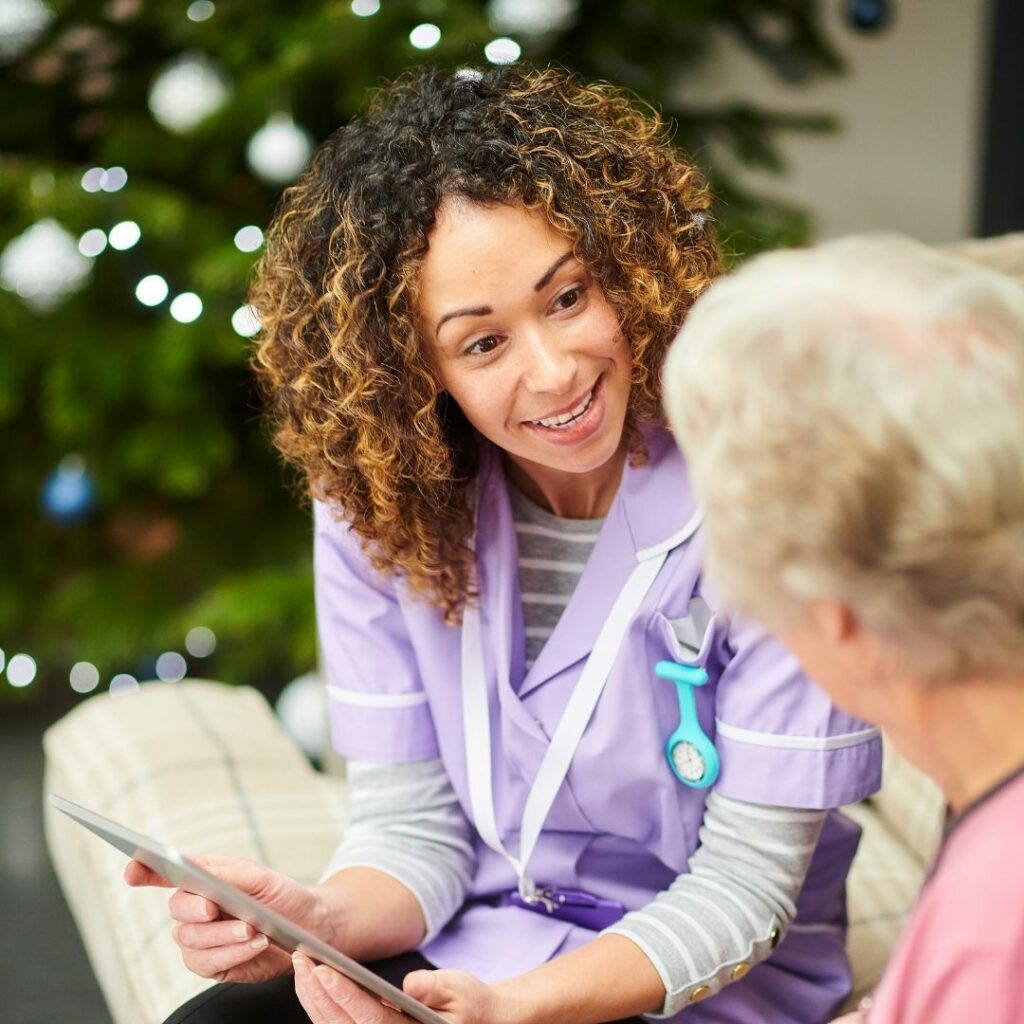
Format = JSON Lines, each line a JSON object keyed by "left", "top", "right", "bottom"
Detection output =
{"left": 846, "top": 0, "right": 892, "bottom": 32}
{"left": 41, "top": 458, "right": 96, "bottom": 524}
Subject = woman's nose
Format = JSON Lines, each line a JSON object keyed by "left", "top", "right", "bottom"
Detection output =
{"left": 520, "top": 328, "right": 576, "bottom": 395}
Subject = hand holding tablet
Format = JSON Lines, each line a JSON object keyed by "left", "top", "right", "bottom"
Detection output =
{"left": 49, "top": 794, "right": 450, "bottom": 1024}
{"left": 124, "top": 851, "right": 302, "bottom": 986}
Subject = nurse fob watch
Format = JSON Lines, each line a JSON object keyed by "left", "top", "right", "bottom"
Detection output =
{"left": 656, "top": 660, "right": 720, "bottom": 788}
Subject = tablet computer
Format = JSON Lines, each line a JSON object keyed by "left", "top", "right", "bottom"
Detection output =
{"left": 48, "top": 793, "right": 449, "bottom": 1024}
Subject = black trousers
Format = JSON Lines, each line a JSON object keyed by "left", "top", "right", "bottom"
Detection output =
{"left": 163, "top": 951, "right": 647, "bottom": 1023}
{"left": 164, "top": 952, "right": 432, "bottom": 1024}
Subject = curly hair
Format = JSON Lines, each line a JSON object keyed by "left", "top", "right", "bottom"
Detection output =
{"left": 252, "top": 64, "right": 719, "bottom": 622}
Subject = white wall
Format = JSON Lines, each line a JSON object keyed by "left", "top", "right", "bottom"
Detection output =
{"left": 683, "top": 0, "right": 993, "bottom": 244}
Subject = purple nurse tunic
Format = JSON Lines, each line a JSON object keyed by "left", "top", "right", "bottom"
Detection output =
{"left": 315, "top": 427, "right": 882, "bottom": 1023}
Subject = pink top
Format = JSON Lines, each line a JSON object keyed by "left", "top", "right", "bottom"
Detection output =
{"left": 868, "top": 767, "right": 1024, "bottom": 1023}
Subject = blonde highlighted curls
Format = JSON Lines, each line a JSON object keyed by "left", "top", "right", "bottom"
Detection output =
{"left": 252, "top": 64, "right": 719, "bottom": 622}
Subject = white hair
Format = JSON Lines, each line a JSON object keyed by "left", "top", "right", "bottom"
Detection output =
{"left": 664, "top": 233, "right": 1024, "bottom": 683}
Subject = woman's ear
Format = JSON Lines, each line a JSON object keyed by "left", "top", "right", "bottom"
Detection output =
{"left": 808, "top": 600, "right": 859, "bottom": 646}
{"left": 811, "top": 600, "right": 904, "bottom": 697}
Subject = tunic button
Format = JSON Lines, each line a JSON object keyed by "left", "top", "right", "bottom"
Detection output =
{"left": 689, "top": 986, "right": 712, "bottom": 1003}
{"left": 769, "top": 927, "right": 781, "bottom": 948}
{"left": 730, "top": 962, "right": 750, "bottom": 981}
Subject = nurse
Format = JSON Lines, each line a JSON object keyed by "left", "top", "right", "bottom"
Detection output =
{"left": 130, "top": 66, "right": 881, "bottom": 1024}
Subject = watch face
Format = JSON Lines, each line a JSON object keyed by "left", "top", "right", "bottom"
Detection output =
{"left": 670, "top": 740, "right": 706, "bottom": 783}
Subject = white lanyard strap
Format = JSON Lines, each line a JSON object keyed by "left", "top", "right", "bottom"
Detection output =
{"left": 461, "top": 546, "right": 670, "bottom": 895}
{"left": 460, "top": 596, "right": 514, "bottom": 871}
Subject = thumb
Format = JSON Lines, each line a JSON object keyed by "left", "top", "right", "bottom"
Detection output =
{"left": 403, "top": 969, "right": 441, "bottom": 1004}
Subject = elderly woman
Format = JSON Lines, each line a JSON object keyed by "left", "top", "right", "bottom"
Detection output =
{"left": 664, "top": 234, "right": 1024, "bottom": 1024}
{"left": 129, "top": 66, "right": 881, "bottom": 1024}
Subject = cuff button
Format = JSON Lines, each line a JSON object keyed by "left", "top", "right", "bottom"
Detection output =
{"left": 689, "top": 986, "right": 712, "bottom": 1003}
{"left": 730, "top": 962, "right": 750, "bottom": 981}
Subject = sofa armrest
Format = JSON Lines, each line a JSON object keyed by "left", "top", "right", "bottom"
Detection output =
{"left": 44, "top": 679, "right": 348, "bottom": 1024}
{"left": 840, "top": 739, "right": 946, "bottom": 1010}
{"left": 871, "top": 738, "right": 945, "bottom": 865}
{"left": 842, "top": 801, "right": 928, "bottom": 1009}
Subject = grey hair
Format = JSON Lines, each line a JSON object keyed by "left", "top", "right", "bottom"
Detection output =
{"left": 664, "top": 233, "right": 1024, "bottom": 683}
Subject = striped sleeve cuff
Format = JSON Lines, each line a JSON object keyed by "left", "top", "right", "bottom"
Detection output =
{"left": 604, "top": 793, "right": 826, "bottom": 1017}
{"left": 319, "top": 759, "right": 475, "bottom": 943}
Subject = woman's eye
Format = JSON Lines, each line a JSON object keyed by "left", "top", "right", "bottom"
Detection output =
{"left": 555, "top": 286, "right": 585, "bottom": 311}
{"left": 466, "top": 335, "right": 501, "bottom": 356}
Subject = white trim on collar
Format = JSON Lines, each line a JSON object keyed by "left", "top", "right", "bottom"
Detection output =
{"left": 635, "top": 507, "right": 703, "bottom": 562}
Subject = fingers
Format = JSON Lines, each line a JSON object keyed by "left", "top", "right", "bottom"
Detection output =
{"left": 293, "top": 954, "right": 356, "bottom": 1024}
{"left": 125, "top": 854, "right": 269, "bottom": 894}
{"left": 168, "top": 898, "right": 273, "bottom": 980}
{"left": 173, "top": 918, "right": 256, "bottom": 950}
{"left": 124, "top": 860, "right": 173, "bottom": 888}
{"left": 164, "top": 855, "right": 271, "bottom": 925}
{"left": 123, "top": 856, "right": 237, "bottom": 920}
{"left": 294, "top": 954, "right": 407, "bottom": 1024}
{"left": 181, "top": 933, "right": 270, "bottom": 981}
{"left": 169, "top": 887, "right": 222, "bottom": 925}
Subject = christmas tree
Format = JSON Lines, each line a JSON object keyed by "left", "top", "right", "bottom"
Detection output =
{"left": 0, "top": 0, "right": 843, "bottom": 706}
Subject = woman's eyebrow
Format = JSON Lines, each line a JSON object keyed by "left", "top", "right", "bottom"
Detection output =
{"left": 534, "top": 251, "right": 574, "bottom": 291}
{"left": 435, "top": 305, "right": 492, "bottom": 340}
{"left": 434, "top": 251, "right": 576, "bottom": 340}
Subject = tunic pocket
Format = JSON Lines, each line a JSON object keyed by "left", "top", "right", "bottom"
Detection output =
{"left": 655, "top": 597, "right": 717, "bottom": 667}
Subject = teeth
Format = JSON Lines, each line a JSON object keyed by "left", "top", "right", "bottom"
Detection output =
{"left": 533, "top": 388, "right": 594, "bottom": 429}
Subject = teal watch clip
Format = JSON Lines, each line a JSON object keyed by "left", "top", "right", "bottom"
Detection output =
{"left": 655, "top": 659, "right": 720, "bottom": 789}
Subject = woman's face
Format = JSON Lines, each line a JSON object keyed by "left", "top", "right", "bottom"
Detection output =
{"left": 418, "top": 200, "right": 631, "bottom": 483}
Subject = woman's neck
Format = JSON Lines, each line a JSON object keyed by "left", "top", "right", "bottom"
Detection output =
{"left": 885, "top": 674, "right": 1024, "bottom": 816}
{"left": 503, "top": 443, "right": 628, "bottom": 519}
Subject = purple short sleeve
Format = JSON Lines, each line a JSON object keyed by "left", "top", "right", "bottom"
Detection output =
{"left": 712, "top": 611, "right": 882, "bottom": 809}
{"left": 314, "top": 501, "right": 440, "bottom": 763}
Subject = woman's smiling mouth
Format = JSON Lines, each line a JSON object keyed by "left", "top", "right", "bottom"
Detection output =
{"left": 520, "top": 375, "right": 608, "bottom": 448}
{"left": 527, "top": 383, "right": 597, "bottom": 429}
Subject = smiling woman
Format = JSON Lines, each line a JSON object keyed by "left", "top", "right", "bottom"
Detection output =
{"left": 132, "top": 65, "right": 884, "bottom": 1024}
{"left": 251, "top": 65, "right": 718, "bottom": 619}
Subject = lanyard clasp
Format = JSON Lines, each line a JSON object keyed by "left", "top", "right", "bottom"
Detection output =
{"left": 517, "top": 877, "right": 556, "bottom": 913}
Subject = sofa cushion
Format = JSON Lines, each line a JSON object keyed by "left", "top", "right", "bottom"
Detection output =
{"left": 44, "top": 680, "right": 347, "bottom": 1024}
